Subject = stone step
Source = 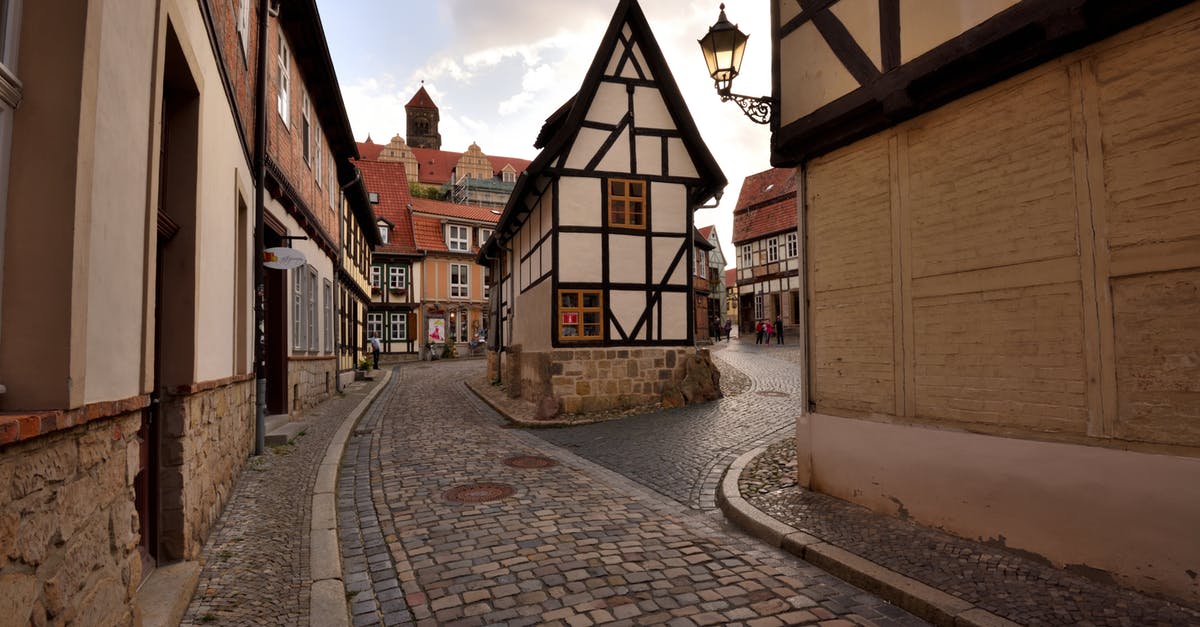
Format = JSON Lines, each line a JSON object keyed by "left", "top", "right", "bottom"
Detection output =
{"left": 265, "top": 414, "right": 307, "bottom": 447}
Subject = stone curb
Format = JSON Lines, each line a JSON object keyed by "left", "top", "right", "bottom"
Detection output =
{"left": 308, "top": 369, "right": 393, "bottom": 627}
{"left": 717, "top": 445, "right": 1022, "bottom": 627}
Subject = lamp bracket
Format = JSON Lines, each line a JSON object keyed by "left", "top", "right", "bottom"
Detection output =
{"left": 720, "top": 90, "right": 774, "bottom": 125}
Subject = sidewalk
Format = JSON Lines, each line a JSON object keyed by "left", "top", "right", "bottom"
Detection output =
{"left": 178, "top": 371, "right": 390, "bottom": 626}
{"left": 721, "top": 440, "right": 1200, "bottom": 627}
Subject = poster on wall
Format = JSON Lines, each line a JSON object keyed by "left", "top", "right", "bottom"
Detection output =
{"left": 428, "top": 318, "right": 446, "bottom": 343}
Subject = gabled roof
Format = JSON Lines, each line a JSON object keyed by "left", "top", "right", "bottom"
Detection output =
{"left": 355, "top": 159, "right": 418, "bottom": 256}
{"left": 410, "top": 197, "right": 503, "bottom": 224}
{"left": 735, "top": 168, "right": 796, "bottom": 211}
{"left": 357, "top": 140, "right": 385, "bottom": 161}
{"left": 487, "top": 156, "right": 533, "bottom": 176}
{"left": 693, "top": 227, "right": 716, "bottom": 251}
{"left": 732, "top": 168, "right": 798, "bottom": 244}
{"left": 496, "top": 0, "right": 726, "bottom": 242}
{"left": 697, "top": 225, "right": 715, "bottom": 240}
{"left": 406, "top": 85, "right": 437, "bottom": 109}
{"left": 725, "top": 268, "right": 736, "bottom": 287}
{"left": 411, "top": 148, "right": 465, "bottom": 186}
{"left": 412, "top": 215, "right": 449, "bottom": 253}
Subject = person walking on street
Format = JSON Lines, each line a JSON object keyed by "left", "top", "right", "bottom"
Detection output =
{"left": 775, "top": 316, "right": 784, "bottom": 345}
{"left": 369, "top": 333, "right": 383, "bottom": 369}
{"left": 723, "top": 319, "right": 732, "bottom": 342}
{"left": 755, "top": 320, "right": 763, "bottom": 344}
{"left": 765, "top": 320, "right": 773, "bottom": 345}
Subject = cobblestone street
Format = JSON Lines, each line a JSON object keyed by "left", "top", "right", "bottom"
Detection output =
{"left": 339, "top": 359, "right": 922, "bottom": 626}
{"left": 533, "top": 339, "right": 804, "bottom": 511}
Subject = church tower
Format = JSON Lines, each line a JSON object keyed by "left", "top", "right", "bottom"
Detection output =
{"left": 405, "top": 85, "right": 441, "bottom": 150}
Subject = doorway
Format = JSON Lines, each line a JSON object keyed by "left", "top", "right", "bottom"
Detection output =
{"left": 264, "top": 228, "right": 287, "bottom": 414}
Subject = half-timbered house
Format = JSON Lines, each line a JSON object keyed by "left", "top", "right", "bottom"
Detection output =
{"left": 481, "top": 0, "right": 726, "bottom": 415}
{"left": 767, "top": 0, "right": 1200, "bottom": 604}
{"left": 731, "top": 168, "right": 799, "bottom": 338}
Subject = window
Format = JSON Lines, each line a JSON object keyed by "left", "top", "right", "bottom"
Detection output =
{"left": 766, "top": 237, "right": 779, "bottom": 263}
{"left": 558, "top": 290, "right": 603, "bottom": 341}
{"left": 292, "top": 267, "right": 304, "bottom": 349}
{"left": 450, "top": 264, "right": 469, "bottom": 298}
{"left": 607, "top": 179, "right": 646, "bottom": 228}
{"left": 389, "top": 313, "right": 407, "bottom": 341}
{"left": 740, "top": 244, "right": 751, "bottom": 267}
{"left": 483, "top": 267, "right": 491, "bottom": 301}
{"left": 368, "top": 192, "right": 379, "bottom": 204}
{"left": 324, "top": 280, "right": 333, "bottom": 353}
{"left": 448, "top": 225, "right": 469, "bottom": 252}
{"left": 314, "top": 131, "right": 323, "bottom": 185}
{"left": 478, "top": 228, "right": 493, "bottom": 246}
{"left": 307, "top": 268, "right": 318, "bottom": 351}
{"left": 502, "top": 169, "right": 516, "bottom": 183}
{"left": 389, "top": 266, "right": 406, "bottom": 290}
{"left": 370, "top": 265, "right": 381, "bottom": 289}
{"left": 329, "top": 167, "right": 337, "bottom": 210}
{"left": 786, "top": 232, "right": 798, "bottom": 258}
{"left": 695, "top": 250, "right": 707, "bottom": 278}
{"left": 378, "top": 225, "right": 389, "bottom": 244}
{"left": 367, "top": 313, "right": 383, "bottom": 342}
{"left": 301, "top": 91, "right": 311, "bottom": 165}
{"left": 236, "top": 0, "right": 250, "bottom": 60}
{"left": 754, "top": 294, "right": 764, "bottom": 321}
{"left": 276, "top": 33, "right": 290, "bottom": 126}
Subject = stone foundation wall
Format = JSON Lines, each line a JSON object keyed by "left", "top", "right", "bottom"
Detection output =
{"left": 0, "top": 411, "right": 143, "bottom": 626}
{"left": 160, "top": 378, "right": 255, "bottom": 561}
{"left": 513, "top": 347, "right": 692, "bottom": 414}
{"left": 287, "top": 357, "right": 336, "bottom": 415}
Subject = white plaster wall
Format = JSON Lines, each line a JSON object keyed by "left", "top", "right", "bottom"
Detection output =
{"left": 660, "top": 292, "right": 688, "bottom": 340}
{"left": 610, "top": 290, "right": 645, "bottom": 340}
{"left": 652, "top": 236, "right": 686, "bottom": 286}
{"left": 666, "top": 138, "right": 698, "bottom": 179}
{"left": 558, "top": 233, "right": 602, "bottom": 283}
{"left": 780, "top": 22, "right": 858, "bottom": 126}
{"left": 512, "top": 277, "right": 551, "bottom": 352}
{"left": 609, "top": 234, "right": 646, "bottom": 284}
{"left": 832, "top": 0, "right": 882, "bottom": 70}
{"left": 566, "top": 128, "right": 608, "bottom": 171}
{"left": 585, "top": 82, "right": 628, "bottom": 125}
{"left": 799, "top": 413, "right": 1200, "bottom": 604}
{"left": 559, "top": 177, "right": 601, "bottom": 227}
{"left": 635, "top": 136, "right": 662, "bottom": 176}
{"left": 650, "top": 182, "right": 686, "bottom": 233}
{"left": 633, "top": 87, "right": 672, "bottom": 129}
{"left": 596, "top": 127, "right": 631, "bottom": 173}
{"left": 83, "top": 2, "right": 157, "bottom": 404}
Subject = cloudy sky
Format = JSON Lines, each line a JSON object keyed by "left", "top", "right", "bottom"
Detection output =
{"left": 314, "top": 0, "right": 775, "bottom": 268}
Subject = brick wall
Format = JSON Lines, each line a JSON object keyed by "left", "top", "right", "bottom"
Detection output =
{"left": 0, "top": 411, "right": 143, "bottom": 625}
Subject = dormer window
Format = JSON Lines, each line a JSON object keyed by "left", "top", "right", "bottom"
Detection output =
{"left": 502, "top": 169, "right": 516, "bottom": 183}
{"left": 479, "top": 228, "right": 493, "bottom": 246}
{"left": 368, "top": 192, "right": 379, "bottom": 204}
{"left": 378, "top": 225, "right": 389, "bottom": 244}
{"left": 448, "top": 224, "right": 469, "bottom": 252}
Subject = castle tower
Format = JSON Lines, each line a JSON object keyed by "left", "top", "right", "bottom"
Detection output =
{"left": 405, "top": 85, "right": 441, "bottom": 150}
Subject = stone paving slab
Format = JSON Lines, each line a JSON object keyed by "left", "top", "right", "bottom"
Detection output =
{"left": 340, "top": 360, "right": 924, "bottom": 626}
{"left": 732, "top": 439, "right": 1200, "bottom": 627}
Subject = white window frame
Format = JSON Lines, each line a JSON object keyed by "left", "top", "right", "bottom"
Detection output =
{"left": 236, "top": 0, "right": 250, "bottom": 61}
{"left": 740, "top": 244, "right": 751, "bottom": 268}
{"left": 324, "top": 280, "right": 333, "bottom": 353}
{"left": 502, "top": 169, "right": 516, "bottom": 183}
{"left": 389, "top": 313, "right": 406, "bottom": 341}
{"left": 378, "top": 225, "right": 389, "bottom": 244}
{"left": 314, "top": 129, "right": 323, "bottom": 185}
{"left": 766, "top": 237, "right": 779, "bottom": 263}
{"left": 370, "top": 265, "right": 381, "bottom": 289}
{"left": 388, "top": 266, "right": 406, "bottom": 290}
{"left": 329, "top": 166, "right": 337, "bottom": 210}
{"left": 450, "top": 263, "right": 469, "bottom": 299}
{"left": 307, "top": 267, "right": 318, "bottom": 351}
{"left": 276, "top": 33, "right": 290, "bottom": 126}
{"left": 754, "top": 293, "right": 764, "bottom": 321}
{"left": 695, "top": 249, "right": 707, "bottom": 278}
{"left": 367, "top": 312, "right": 383, "bottom": 343}
{"left": 786, "top": 232, "right": 798, "bottom": 258}
{"left": 447, "top": 224, "right": 469, "bottom": 252}
{"left": 293, "top": 266, "right": 304, "bottom": 349}
{"left": 301, "top": 91, "right": 311, "bottom": 165}
{"left": 478, "top": 228, "right": 493, "bottom": 246}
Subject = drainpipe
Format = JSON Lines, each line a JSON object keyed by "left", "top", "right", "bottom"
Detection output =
{"left": 252, "top": 0, "right": 269, "bottom": 456}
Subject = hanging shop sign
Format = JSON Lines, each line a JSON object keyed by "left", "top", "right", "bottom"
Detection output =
{"left": 263, "top": 247, "right": 306, "bottom": 270}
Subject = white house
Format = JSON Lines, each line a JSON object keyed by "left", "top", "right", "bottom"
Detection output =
{"left": 481, "top": 0, "right": 726, "bottom": 414}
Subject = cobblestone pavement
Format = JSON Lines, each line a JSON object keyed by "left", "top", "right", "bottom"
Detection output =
{"left": 182, "top": 378, "right": 384, "bottom": 626}
{"left": 533, "top": 338, "right": 805, "bottom": 510}
{"left": 741, "top": 440, "right": 1200, "bottom": 626}
{"left": 339, "top": 360, "right": 924, "bottom": 626}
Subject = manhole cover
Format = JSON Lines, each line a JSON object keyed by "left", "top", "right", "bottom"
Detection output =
{"left": 443, "top": 483, "right": 515, "bottom": 503}
{"left": 503, "top": 455, "right": 558, "bottom": 469}
{"left": 757, "top": 390, "right": 790, "bottom": 398}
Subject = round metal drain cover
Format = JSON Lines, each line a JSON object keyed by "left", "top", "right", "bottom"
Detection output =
{"left": 757, "top": 390, "right": 790, "bottom": 398}
{"left": 443, "top": 483, "right": 515, "bottom": 503}
{"left": 503, "top": 455, "right": 558, "bottom": 469}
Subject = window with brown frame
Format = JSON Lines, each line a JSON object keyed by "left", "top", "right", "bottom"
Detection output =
{"left": 558, "top": 290, "right": 603, "bottom": 341}
{"left": 607, "top": 179, "right": 646, "bottom": 228}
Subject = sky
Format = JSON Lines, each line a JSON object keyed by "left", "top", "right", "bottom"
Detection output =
{"left": 314, "top": 0, "right": 775, "bottom": 268}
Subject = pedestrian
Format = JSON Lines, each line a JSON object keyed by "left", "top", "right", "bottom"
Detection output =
{"left": 775, "top": 316, "right": 784, "bottom": 345}
{"left": 765, "top": 320, "right": 773, "bottom": 345}
{"left": 712, "top": 319, "right": 721, "bottom": 343}
{"left": 369, "top": 332, "right": 383, "bottom": 369}
{"left": 723, "top": 319, "right": 732, "bottom": 342}
{"left": 755, "top": 320, "right": 763, "bottom": 344}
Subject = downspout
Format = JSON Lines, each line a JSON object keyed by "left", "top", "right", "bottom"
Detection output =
{"left": 252, "top": 0, "right": 269, "bottom": 456}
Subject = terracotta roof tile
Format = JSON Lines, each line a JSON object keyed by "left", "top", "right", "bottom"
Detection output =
{"left": 487, "top": 155, "right": 533, "bottom": 176}
{"left": 410, "top": 197, "right": 502, "bottom": 223}
{"left": 357, "top": 140, "right": 385, "bottom": 161}
{"left": 697, "top": 225, "right": 715, "bottom": 240}
{"left": 355, "top": 159, "right": 418, "bottom": 255}
{"left": 406, "top": 86, "right": 438, "bottom": 109}
{"left": 411, "top": 148, "right": 463, "bottom": 186}
{"left": 732, "top": 167, "right": 798, "bottom": 244}
{"left": 725, "top": 268, "right": 736, "bottom": 286}
{"left": 411, "top": 215, "right": 448, "bottom": 253}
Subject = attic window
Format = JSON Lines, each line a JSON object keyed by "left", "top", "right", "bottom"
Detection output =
{"left": 502, "top": 170, "right": 516, "bottom": 183}
{"left": 368, "top": 192, "right": 379, "bottom": 204}
{"left": 378, "top": 225, "right": 389, "bottom": 244}
{"left": 607, "top": 179, "right": 646, "bottom": 229}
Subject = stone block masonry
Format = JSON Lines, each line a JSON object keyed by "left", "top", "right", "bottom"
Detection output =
{"left": 288, "top": 357, "right": 336, "bottom": 416}
{"left": 508, "top": 346, "right": 694, "bottom": 415}
{"left": 0, "top": 409, "right": 144, "bottom": 626}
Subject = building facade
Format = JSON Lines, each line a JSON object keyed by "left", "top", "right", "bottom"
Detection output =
{"left": 732, "top": 168, "right": 800, "bottom": 338}
{"left": 359, "top": 158, "right": 422, "bottom": 357}
{"left": 724, "top": 268, "right": 739, "bottom": 326}
{"left": 693, "top": 228, "right": 716, "bottom": 342}
{"left": 769, "top": 0, "right": 1200, "bottom": 604}
{"left": 481, "top": 0, "right": 726, "bottom": 415}
{"left": 697, "top": 225, "right": 728, "bottom": 326}
{"left": 336, "top": 177, "right": 379, "bottom": 384}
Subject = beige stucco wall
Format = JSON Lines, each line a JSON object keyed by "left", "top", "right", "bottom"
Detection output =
{"left": 798, "top": 413, "right": 1200, "bottom": 604}
{"left": 511, "top": 277, "right": 552, "bottom": 353}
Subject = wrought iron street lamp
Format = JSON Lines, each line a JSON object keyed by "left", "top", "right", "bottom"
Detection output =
{"left": 698, "top": 4, "right": 774, "bottom": 124}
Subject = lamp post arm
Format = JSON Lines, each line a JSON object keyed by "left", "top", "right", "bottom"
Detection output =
{"left": 720, "top": 91, "right": 774, "bottom": 125}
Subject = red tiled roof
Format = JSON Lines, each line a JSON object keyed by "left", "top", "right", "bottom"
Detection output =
{"left": 412, "top": 215, "right": 448, "bottom": 253}
{"left": 734, "top": 168, "right": 796, "bottom": 211}
{"left": 732, "top": 196, "right": 797, "bottom": 245}
{"left": 697, "top": 225, "right": 715, "bottom": 240}
{"left": 357, "top": 140, "right": 385, "bottom": 161}
{"left": 411, "top": 148, "right": 463, "bottom": 186}
{"left": 487, "top": 156, "right": 533, "bottom": 176}
{"left": 725, "top": 269, "right": 736, "bottom": 286}
{"left": 355, "top": 159, "right": 417, "bottom": 255}
{"left": 732, "top": 168, "right": 798, "bottom": 244}
{"left": 406, "top": 86, "right": 437, "bottom": 109}
{"left": 410, "top": 197, "right": 502, "bottom": 223}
